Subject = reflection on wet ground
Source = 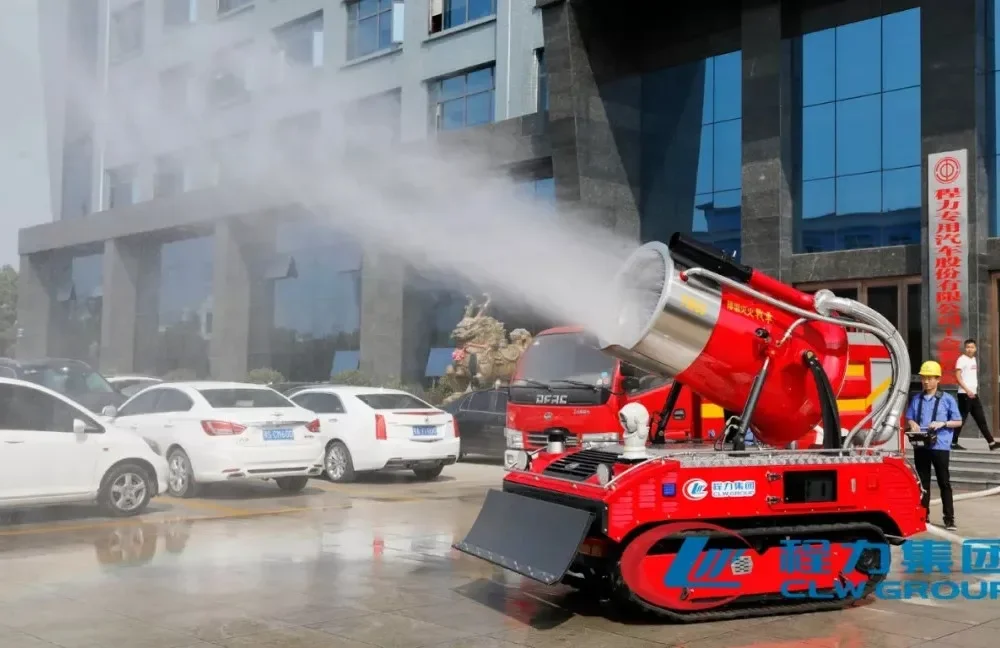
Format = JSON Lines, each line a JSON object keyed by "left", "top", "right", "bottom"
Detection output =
{"left": 0, "top": 462, "right": 997, "bottom": 648}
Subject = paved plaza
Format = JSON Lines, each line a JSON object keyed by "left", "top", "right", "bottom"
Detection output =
{"left": 0, "top": 461, "right": 997, "bottom": 648}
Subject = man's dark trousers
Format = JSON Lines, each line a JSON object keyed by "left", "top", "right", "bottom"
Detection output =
{"left": 955, "top": 394, "right": 996, "bottom": 444}
{"left": 913, "top": 447, "right": 954, "bottom": 526}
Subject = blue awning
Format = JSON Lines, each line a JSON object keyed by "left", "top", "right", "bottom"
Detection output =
{"left": 425, "top": 347, "right": 456, "bottom": 377}
{"left": 331, "top": 350, "right": 360, "bottom": 375}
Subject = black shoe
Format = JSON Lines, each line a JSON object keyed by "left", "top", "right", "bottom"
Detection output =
{"left": 945, "top": 522, "right": 958, "bottom": 531}
{"left": 952, "top": 444, "right": 967, "bottom": 450}
{"left": 990, "top": 442, "right": 1000, "bottom": 451}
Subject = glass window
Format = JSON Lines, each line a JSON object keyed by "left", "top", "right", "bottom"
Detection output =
{"left": 866, "top": 285, "right": 899, "bottom": 330}
{"left": 793, "top": 8, "right": 921, "bottom": 252}
{"left": 56, "top": 254, "right": 104, "bottom": 368}
{"left": 0, "top": 385, "right": 90, "bottom": 433}
{"left": 430, "top": 0, "right": 496, "bottom": 33}
{"left": 19, "top": 361, "right": 115, "bottom": 398}
{"left": 494, "top": 391, "right": 508, "bottom": 411}
{"left": 347, "top": 0, "right": 393, "bottom": 60}
{"left": 118, "top": 389, "right": 161, "bottom": 417}
{"left": 512, "top": 332, "right": 616, "bottom": 386}
{"left": 148, "top": 236, "right": 213, "bottom": 378}
{"left": 110, "top": 2, "right": 144, "bottom": 60}
{"left": 198, "top": 388, "right": 295, "bottom": 409}
{"left": 468, "top": 391, "right": 492, "bottom": 411}
{"left": 355, "top": 393, "right": 433, "bottom": 410}
{"left": 274, "top": 11, "right": 324, "bottom": 67}
{"left": 432, "top": 66, "right": 496, "bottom": 132}
{"left": 315, "top": 393, "right": 346, "bottom": 414}
{"left": 264, "top": 223, "right": 361, "bottom": 383}
{"left": 601, "top": 50, "right": 742, "bottom": 260}
{"left": 155, "top": 389, "right": 194, "bottom": 413}
{"left": 536, "top": 48, "right": 548, "bottom": 112}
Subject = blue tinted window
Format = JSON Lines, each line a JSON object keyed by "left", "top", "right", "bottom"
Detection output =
{"left": 269, "top": 223, "right": 362, "bottom": 382}
{"left": 347, "top": 0, "right": 395, "bottom": 60}
{"left": 794, "top": 8, "right": 921, "bottom": 253}
{"left": 154, "top": 236, "right": 214, "bottom": 377}
{"left": 432, "top": 66, "right": 495, "bottom": 132}
{"left": 629, "top": 51, "right": 743, "bottom": 261}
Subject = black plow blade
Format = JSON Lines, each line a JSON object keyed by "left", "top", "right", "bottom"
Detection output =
{"left": 452, "top": 489, "right": 595, "bottom": 585}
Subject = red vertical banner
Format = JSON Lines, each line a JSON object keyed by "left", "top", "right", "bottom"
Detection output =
{"left": 927, "top": 149, "right": 969, "bottom": 387}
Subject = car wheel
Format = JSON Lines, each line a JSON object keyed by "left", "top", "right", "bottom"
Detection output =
{"left": 325, "top": 441, "right": 356, "bottom": 483}
{"left": 167, "top": 449, "right": 200, "bottom": 498}
{"left": 275, "top": 476, "right": 309, "bottom": 492}
{"left": 100, "top": 463, "right": 152, "bottom": 517}
{"left": 413, "top": 465, "right": 444, "bottom": 481}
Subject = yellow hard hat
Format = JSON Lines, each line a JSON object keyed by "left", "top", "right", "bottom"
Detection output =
{"left": 918, "top": 361, "right": 942, "bottom": 377}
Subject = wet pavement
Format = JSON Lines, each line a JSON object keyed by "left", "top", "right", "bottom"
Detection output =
{"left": 0, "top": 461, "right": 998, "bottom": 648}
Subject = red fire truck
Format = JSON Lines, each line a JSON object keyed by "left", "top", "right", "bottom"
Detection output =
{"left": 504, "top": 326, "right": 894, "bottom": 459}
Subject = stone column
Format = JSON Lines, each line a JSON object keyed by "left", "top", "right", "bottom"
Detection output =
{"left": 537, "top": 0, "right": 640, "bottom": 238}
{"left": 739, "top": 0, "right": 793, "bottom": 278}
{"left": 208, "top": 219, "right": 253, "bottom": 380}
{"left": 359, "top": 247, "right": 407, "bottom": 380}
{"left": 99, "top": 237, "right": 140, "bottom": 374}
{"left": 14, "top": 252, "right": 68, "bottom": 359}
{"left": 919, "top": 0, "right": 993, "bottom": 425}
{"left": 132, "top": 243, "right": 161, "bottom": 375}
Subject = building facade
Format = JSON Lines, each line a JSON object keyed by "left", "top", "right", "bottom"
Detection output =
{"left": 17, "top": 0, "right": 1000, "bottom": 433}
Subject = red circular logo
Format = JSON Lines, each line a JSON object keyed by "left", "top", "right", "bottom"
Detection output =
{"left": 934, "top": 157, "right": 961, "bottom": 184}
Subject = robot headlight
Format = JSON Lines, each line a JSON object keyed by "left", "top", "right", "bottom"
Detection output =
{"left": 596, "top": 463, "right": 612, "bottom": 486}
{"left": 513, "top": 450, "right": 530, "bottom": 471}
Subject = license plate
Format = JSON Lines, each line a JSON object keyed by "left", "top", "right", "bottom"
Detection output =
{"left": 412, "top": 426, "right": 438, "bottom": 437}
{"left": 263, "top": 428, "right": 294, "bottom": 441}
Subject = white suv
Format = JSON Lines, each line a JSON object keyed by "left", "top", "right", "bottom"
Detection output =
{"left": 0, "top": 377, "right": 168, "bottom": 517}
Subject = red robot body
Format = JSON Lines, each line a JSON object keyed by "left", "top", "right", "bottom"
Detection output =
{"left": 454, "top": 234, "right": 923, "bottom": 622}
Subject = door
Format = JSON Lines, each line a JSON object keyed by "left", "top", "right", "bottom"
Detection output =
{"left": 483, "top": 390, "right": 508, "bottom": 458}
{"left": 148, "top": 388, "right": 197, "bottom": 446}
{"left": 113, "top": 388, "right": 166, "bottom": 439}
{"left": 0, "top": 383, "right": 103, "bottom": 499}
{"left": 459, "top": 391, "right": 494, "bottom": 456}
{"left": 295, "top": 392, "right": 346, "bottom": 437}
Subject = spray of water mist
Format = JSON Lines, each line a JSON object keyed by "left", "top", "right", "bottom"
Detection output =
{"left": 57, "top": 14, "right": 660, "bottom": 347}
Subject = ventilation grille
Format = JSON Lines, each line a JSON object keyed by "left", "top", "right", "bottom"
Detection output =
{"left": 542, "top": 449, "right": 621, "bottom": 482}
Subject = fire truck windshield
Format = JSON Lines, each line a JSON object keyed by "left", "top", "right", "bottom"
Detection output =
{"left": 512, "top": 332, "right": 616, "bottom": 388}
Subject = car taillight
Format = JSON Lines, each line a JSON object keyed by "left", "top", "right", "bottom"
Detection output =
{"left": 306, "top": 419, "right": 321, "bottom": 433}
{"left": 201, "top": 420, "right": 246, "bottom": 436}
{"left": 452, "top": 417, "right": 460, "bottom": 438}
{"left": 375, "top": 414, "right": 387, "bottom": 440}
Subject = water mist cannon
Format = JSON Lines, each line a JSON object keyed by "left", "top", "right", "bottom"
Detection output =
{"left": 598, "top": 239, "right": 909, "bottom": 449}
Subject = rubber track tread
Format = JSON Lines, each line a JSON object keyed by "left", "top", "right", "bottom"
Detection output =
{"left": 611, "top": 522, "right": 888, "bottom": 623}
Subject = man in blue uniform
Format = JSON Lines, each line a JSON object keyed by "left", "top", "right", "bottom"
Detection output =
{"left": 905, "top": 360, "right": 962, "bottom": 531}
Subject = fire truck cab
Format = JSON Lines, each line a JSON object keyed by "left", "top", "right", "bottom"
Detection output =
{"left": 504, "top": 327, "right": 703, "bottom": 459}
{"left": 503, "top": 327, "right": 896, "bottom": 464}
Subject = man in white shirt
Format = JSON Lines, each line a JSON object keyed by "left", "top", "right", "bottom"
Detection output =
{"left": 954, "top": 339, "right": 1000, "bottom": 451}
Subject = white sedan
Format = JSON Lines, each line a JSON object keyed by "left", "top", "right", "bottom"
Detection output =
{"left": 288, "top": 386, "right": 461, "bottom": 482}
{"left": 0, "top": 377, "right": 168, "bottom": 517}
{"left": 103, "top": 381, "right": 326, "bottom": 497}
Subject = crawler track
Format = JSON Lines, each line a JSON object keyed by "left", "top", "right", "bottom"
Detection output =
{"left": 610, "top": 522, "right": 889, "bottom": 623}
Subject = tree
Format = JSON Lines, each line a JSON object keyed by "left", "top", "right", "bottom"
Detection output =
{"left": 0, "top": 265, "right": 17, "bottom": 357}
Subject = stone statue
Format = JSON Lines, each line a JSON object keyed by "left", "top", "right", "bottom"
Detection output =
{"left": 441, "top": 294, "right": 533, "bottom": 404}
